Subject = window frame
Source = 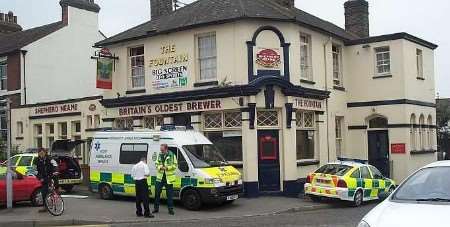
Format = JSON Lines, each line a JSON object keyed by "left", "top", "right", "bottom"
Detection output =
{"left": 300, "top": 33, "right": 313, "bottom": 81}
{"left": 128, "top": 46, "right": 145, "bottom": 89}
{"left": 119, "top": 143, "right": 149, "bottom": 165}
{"left": 197, "top": 32, "right": 217, "bottom": 82}
{"left": 416, "top": 49, "right": 424, "bottom": 79}
{"left": 374, "top": 46, "right": 391, "bottom": 76}
{"left": 335, "top": 116, "right": 344, "bottom": 158}
{"left": 296, "top": 111, "right": 317, "bottom": 161}
{"left": 0, "top": 59, "right": 7, "bottom": 91}
{"left": 360, "top": 166, "right": 373, "bottom": 179}
{"left": 332, "top": 44, "right": 343, "bottom": 87}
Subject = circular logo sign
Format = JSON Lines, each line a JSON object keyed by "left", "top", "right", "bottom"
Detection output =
{"left": 89, "top": 104, "right": 97, "bottom": 112}
{"left": 256, "top": 49, "right": 281, "bottom": 68}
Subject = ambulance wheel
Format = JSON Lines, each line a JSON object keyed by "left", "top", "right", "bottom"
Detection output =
{"left": 310, "top": 195, "right": 322, "bottom": 202}
{"left": 99, "top": 184, "right": 114, "bottom": 200}
{"left": 352, "top": 190, "right": 363, "bottom": 207}
{"left": 182, "top": 189, "right": 202, "bottom": 210}
{"left": 62, "top": 185, "right": 74, "bottom": 193}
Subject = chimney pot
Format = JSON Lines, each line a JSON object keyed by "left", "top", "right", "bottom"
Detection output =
{"left": 0, "top": 11, "right": 22, "bottom": 34}
{"left": 150, "top": 0, "right": 173, "bottom": 20}
{"left": 13, "top": 16, "right": 17, "bottom": 23}
{"left": 344, "top": 0, "right": 370, "bottom": 38}
{"left": 274, "top": 0, "right": 295, "bottom": 8}
{"left": 0, "top": 13, "right": 4, "bottom": 22}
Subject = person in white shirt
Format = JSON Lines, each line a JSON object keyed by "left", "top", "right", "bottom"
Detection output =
{"left": 131, "top": 157, "right": 153, "bottom": 218}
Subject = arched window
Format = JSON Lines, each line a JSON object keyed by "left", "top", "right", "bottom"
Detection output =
{"left": 369, "top": 117, "right": 388, "bottom": 129}
{"left": 410, "top": 114, "right": 417, "bottom": 151}
{"left": 419, "top": 114, "right": 425, "bottom": 150}
{"left": 427, "top": 115, "right": 433, "bottom": 150}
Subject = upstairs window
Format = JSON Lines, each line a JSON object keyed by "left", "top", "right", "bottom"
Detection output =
{"left": 300, "top": 33, "right": 313, "bottom": 81}
{"left": 129, "top": 46, "right": 145, "bottom": 88}
{"left": 198, "top": 33, "right": 217, "bottom": 81}
{"left": 332, "top": 44, "right": 343, "bottom": 87}
{"left": 375, "top": 46, "right": 391, "bottom": 76}
{"left": 0, "top": 60, "right": 7, "bottom": 90}
{"left": 416, "top": 49, "right": 424, "bottom": 79}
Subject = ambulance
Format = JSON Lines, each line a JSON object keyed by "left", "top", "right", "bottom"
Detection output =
{"left": 89, "top": 127, "right": 243, "bottom": 210}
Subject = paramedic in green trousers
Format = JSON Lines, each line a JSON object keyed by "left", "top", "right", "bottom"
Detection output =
{"left": 153, "top": 144, "right": 177, "bottom": 215}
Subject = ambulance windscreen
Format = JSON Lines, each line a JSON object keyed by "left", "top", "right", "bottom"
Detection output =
{"left": 182, "top": 144, "right": 228, "bottom": 168}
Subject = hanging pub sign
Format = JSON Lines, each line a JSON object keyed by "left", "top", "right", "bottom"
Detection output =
{"left": 149, "top": 44, "right": 189, "bottom": 89}
{"left": 92, "top": 48, "right": 118, "bottom": 89}
{"left": 118, "top": 99, "right": 223, "bottom": 117}
{"left": 96, "top": 48, "right": 114, "bottom": 89}
{"left": 256, "top": 48, "right": 281, "bottom": 69}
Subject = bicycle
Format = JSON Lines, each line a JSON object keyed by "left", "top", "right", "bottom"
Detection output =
{"left": 45, "top": 174, "right": 64, "bottom": 216}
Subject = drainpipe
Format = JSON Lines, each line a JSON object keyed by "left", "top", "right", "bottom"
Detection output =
{"left": 21, "top": 50, "right": 27, "bottom": 105}
{"left": 323, "top": 37, "right": 332, "bottom": 162}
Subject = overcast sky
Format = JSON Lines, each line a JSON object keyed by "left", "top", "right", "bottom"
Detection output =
{"left": 2, "top": 0, "right": 449, "bottom": 97}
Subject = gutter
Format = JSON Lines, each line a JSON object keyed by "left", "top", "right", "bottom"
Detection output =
{"left": 20, "top": 50, "right": 27, "bottom": 105}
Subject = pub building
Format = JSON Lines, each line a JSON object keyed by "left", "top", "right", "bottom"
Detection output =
{"left": 95, "top": 0, "right": 438, "bottom": 197}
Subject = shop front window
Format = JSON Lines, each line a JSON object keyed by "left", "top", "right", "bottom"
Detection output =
{"left": 257, "top": 110, "right": 279, "bottom": 127}
{"left": 115, "top": 118, "right": 133, "bottom": 129}
{"left": 58, "top": 122, "right": 67, "bottom": 139}
{"left": 296, "top": 111, "right": 316, "bottom": 160}
{"left": 203, "top": 111, "right": 242, "bottom": 162}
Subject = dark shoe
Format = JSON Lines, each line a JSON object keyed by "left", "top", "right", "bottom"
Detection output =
{"left": 168, "top": 209, "right": 174, "bottom": 215}
{"left": 38, "top": 208, "right": 47, "bottom": 213}
{"left": 144, "top": 214, "right": 155, "bottom": 218}
{"left": 152, "top": 209, "right": 159, "bottom": 214}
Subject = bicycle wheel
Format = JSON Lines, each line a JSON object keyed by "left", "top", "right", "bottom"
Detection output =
{"left": 45, "top": 192, "right": 65, "bottom": 216}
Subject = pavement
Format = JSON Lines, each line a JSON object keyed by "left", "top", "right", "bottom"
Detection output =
{"left": 0, "top": 186, "right": 374, "bottom": 227}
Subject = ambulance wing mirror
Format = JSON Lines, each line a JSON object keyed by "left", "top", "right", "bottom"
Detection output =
{"left": 178, "top": 161, "right": 189, "bottom": 173}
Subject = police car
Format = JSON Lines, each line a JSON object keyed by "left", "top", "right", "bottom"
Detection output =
{"left": 304, "top": 162, "right": 396, "bottom": 206}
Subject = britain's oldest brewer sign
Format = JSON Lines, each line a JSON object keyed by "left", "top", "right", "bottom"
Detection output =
{"left": 118, "top": 99, "right": 222, "bottom": 117}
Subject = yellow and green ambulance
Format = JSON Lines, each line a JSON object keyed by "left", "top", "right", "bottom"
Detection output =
{"left": 304, "top": 162, "right": 396, "bottom": 207}
{"left": 89, "top": 129, "right": 243, "bottom": 210}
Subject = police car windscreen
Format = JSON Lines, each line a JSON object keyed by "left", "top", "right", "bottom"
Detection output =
{"left": 182, "top": 144, "right": 227, "bottom": 168}
{"left": 315, "top": 164, "right": 353, "bottom": 176}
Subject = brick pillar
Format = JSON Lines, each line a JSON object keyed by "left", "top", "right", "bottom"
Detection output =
{"left": 344, "top": 0, "right": 370, "bottom": 38}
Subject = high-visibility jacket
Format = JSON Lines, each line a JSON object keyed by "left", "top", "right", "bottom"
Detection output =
{"left": 155, "top": 151, "right": 178, "bottom": 184}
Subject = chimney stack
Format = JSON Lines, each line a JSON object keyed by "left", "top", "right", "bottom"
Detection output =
{"left": 274, "top": 0, "right": 295, "bottom": 8}
{"left": 344, "top": 0, "right": 370, "bottom": 38}
{"left": 0, "top": 11, "right": 22, "bottom": 34}
{"left": 59, "top": 0, "right": 101, "bottom": 25}
{"left": 150, "top": 0, "right": 173, "bottom": 20}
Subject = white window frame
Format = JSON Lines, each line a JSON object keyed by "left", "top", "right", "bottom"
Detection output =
{"left": 197, "top": 33, "right": 217, "bottom": 82}
{"left": 332, "top": 44, "right": 343, "bottom": 87}
{"left": 335, "top": 116, "right": 344, "bottom": 158}
{"left": 296, "top": 111, "right": 318, "bottom": 162}
{"left": 129, "top": 46, "right": 145, "bottom": 89}
{"left": 416, "top": 49, "right": 424, "bottom": 79}
{"left": 300, "top": 33, "right": 313, "bottom": 81}
{"left": 0, "top": 59, "right": 7, "bottom": 91}
{"left": 374, "top": 46, "right": 391, "bottom": 76}
{"left": 256, "top": 110, "right": 280, "bottom": 129}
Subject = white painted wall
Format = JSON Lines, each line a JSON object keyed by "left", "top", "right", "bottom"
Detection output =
{"left": 21, "top": 6, "right": 104, "bottom": 104}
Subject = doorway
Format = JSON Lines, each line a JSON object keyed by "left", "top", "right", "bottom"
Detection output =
{"left": 368, "top": 130, "right": 390, "bottom": 177}
{"left": 257, "top": 130, "right": 280, "bottom": 192}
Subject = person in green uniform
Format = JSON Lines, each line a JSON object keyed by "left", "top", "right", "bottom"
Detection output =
{"left": 153, "top": 144, "right": 177, "bottom": 215}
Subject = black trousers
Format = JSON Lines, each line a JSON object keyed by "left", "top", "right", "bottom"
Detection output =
{"left": 154, "top": 173, "right": 174, "bottom": 211}
{"left": 135, "top": 179, "right": 150, "bottom": 216}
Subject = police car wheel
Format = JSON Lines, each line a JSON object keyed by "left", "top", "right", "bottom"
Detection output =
{"left": 353, "top": 190, "right": 363, "bottom": 207}
{"left": 310, "top": 195, "right": 322, "bottom": 202}
{"left": 182, "top": 189, "right": 202, "bottom": 210}
{"left": 62, "top": 185, "right": 74, "bottom": 193}
{"left": 100, "top": 184, "right": 114, "bottom": 200}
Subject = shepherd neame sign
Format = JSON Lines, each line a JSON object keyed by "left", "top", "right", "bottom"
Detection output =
{"left": 119, "top": 99, "right": 222, "bottom": 117}
{"left": 33, "top": 103, "right": 79, "bottom": 116}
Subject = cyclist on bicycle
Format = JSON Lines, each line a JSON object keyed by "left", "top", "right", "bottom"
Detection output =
{"left": 36, "top": 148, "right": 58, "bottom": 212}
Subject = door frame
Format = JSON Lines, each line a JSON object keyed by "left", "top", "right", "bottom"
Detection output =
{"left": 257, "top": 130, "right": 281, "bottom": 192}
{"left": 367, "top": 129, "right": 390, "bottom": 177}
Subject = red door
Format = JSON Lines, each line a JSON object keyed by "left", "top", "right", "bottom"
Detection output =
{"left": 0, "top": 177, "right": 5, "bottom": 203}
{"left": 257, "top": 130, "right": 280, "bottom": 192}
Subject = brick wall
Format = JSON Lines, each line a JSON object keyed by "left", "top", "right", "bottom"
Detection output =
{"left": 6, "top": 51, "right": 21, "bottom": 91}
